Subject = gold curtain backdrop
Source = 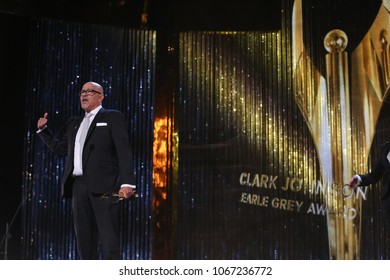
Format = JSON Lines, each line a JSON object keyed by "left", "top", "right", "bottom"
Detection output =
{"left": 176, "top": 30, "right": 327, "bottom": 259}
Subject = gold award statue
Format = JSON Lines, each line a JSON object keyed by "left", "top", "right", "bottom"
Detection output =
{"left": 292, "top": 0, "right": 390, "bottom": 259}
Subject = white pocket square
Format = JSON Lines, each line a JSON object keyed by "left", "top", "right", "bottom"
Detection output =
{"left": 96, "top": 122, "right": 107, "bottom": 126}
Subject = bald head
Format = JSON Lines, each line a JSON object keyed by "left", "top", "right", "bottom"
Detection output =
{"left": 83, "top": 81, "right": 104, "bottom": 95}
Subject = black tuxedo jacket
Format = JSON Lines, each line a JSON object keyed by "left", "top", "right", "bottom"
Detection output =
{"left": 38, "top": 107, "right": 136, "bottom": 198}
{"left": 359, "top": 142, "right": 390, "bottom": 202}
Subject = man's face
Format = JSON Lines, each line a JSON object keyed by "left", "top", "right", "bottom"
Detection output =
{"left": 79, "top": 82, "right": 104, "bottom": 112}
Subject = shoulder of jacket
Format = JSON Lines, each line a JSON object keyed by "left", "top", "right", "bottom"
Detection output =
{"left": 98, "top": 108, "right": 120, "bottom": 114}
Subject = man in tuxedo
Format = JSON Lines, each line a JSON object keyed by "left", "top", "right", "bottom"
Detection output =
{"left": 36, "top": 81, "right": 136, "bottom": 259}
{"left": 349, "top": 142, "right": 390, "bottom": 225}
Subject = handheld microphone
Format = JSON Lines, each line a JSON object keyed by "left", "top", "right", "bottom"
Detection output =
{"left": 99, "top": 191, "right": 139, "bottom": 204}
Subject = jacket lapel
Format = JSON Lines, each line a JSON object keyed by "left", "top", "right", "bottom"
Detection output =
{"left": 85, "top": 108, "right": 105, "bottom": 142}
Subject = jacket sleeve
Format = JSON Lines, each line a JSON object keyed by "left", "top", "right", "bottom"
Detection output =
{"left": 359, "top": 143, "right": 388, "bottom": 186}
{"left": 110, "top": 111, "right": 136, "bottom": 186}
{"left": 359, "top": 159, "right": 385, "bottom": 186}
{"left": 37, "top": 126, "right": 69, "bottom": 157}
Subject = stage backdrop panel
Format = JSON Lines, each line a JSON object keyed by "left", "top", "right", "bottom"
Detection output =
{"left": 176, "top": 31, "right": 328, "bottom": 259}
{"left": 22, "top": 18, "right": 155, "bottom": 259}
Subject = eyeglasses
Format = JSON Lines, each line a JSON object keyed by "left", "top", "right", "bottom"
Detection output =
{"left": 79, "top": 89, "right": 102, "bottom": 97}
